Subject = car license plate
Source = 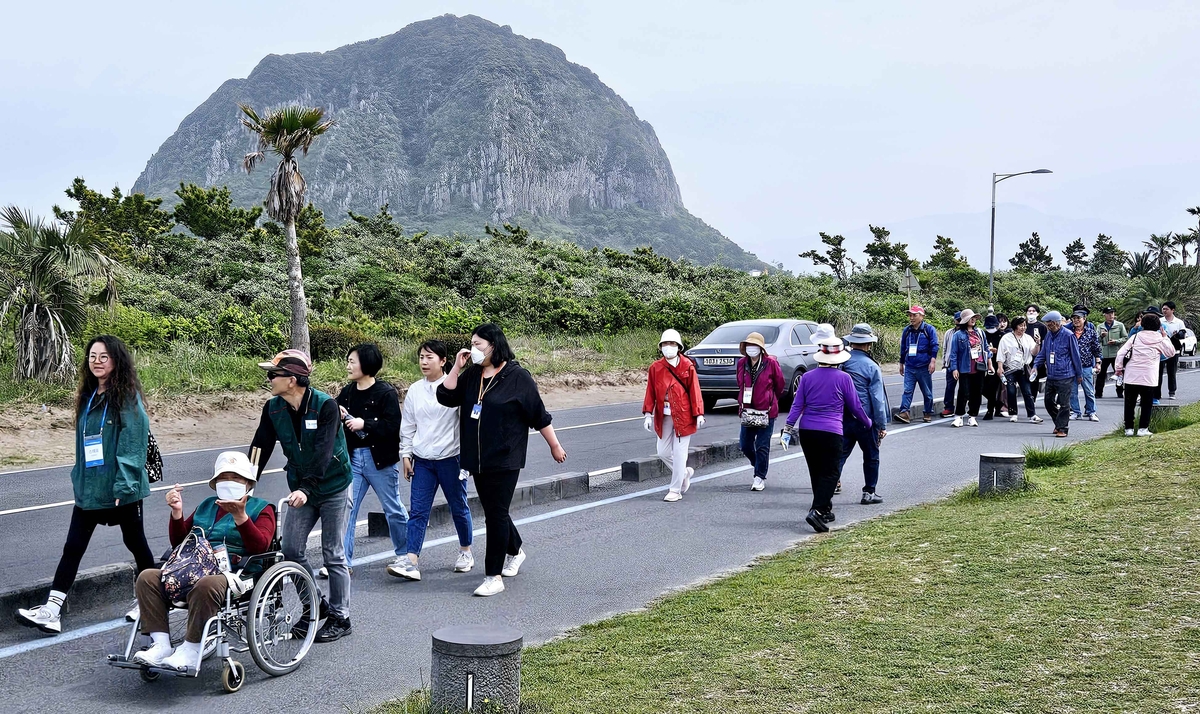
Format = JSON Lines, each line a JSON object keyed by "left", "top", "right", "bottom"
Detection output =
{"left": 705, "top": 357, "right": 736, "bottom": 366}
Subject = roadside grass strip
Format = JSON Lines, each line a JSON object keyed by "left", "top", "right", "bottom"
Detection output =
{"left": 386, "top": 408, "right": 1200, "bottom": 713}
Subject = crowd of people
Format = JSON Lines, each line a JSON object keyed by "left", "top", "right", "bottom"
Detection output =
{"left": 12, "top": 302, "right": 1188, "bottom": 658}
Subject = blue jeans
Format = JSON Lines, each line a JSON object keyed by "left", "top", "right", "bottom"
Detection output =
{"left": 407, "top": 456, "right": 473, "bottom": 556}
{"left": 838, "top": 419, "right": 880, "bottom": 492}
{"left": 283, "top": 487, "right": 351, "bottom": 618}
{"left": 345, "top": 448, "right": 408, "bottom": 561}
{"left": 739, "top": 418, "right": 775, "bottom": 480}
{"left": 942, "top": 368, "right": 957, "bottom": 412}
{"left": 900, "top": 367, "right": 935, "bottom": 415}
{"left": 1070, "top": 367, "right": 1097, "bottom": 416}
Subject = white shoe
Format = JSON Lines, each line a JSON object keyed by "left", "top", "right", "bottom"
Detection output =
{"left": 454, "top": 551, "right": 475, "bottom": 573}
{"left": 751, "top": 477, "right": 765, "bottom": 491}
{"left": 501, "top": 549, "right": 526, "bottom": 577}
{"left": 387, "top": 558, "right": 420, "bottom": 581}
{"left": 1124, "top": 429, "right": 1135, "bottom": 436}
{"left": 473, "top": 576, "right": 505, "bottom": 597}
{"left": 1069, "top": 413, "right": 1079, "bottom": 421}
{"left": 1088, "top": 414, "right": 1100, "bottom": 422}
{"left": 682, "top": 467, "right": 694, "bottom": 494}
{"left": 16, "top": 605, "right": 61, "bottom": 634}
{"left": 160, "top": 642, "right": 201, "bottom": 672}
{"left": 125, "top": 601, "right": 140, "bottom": 623}
{"left": 663, "top": 491, "right": 683, "bottom": 502}
{"left": 999, "top": 409, "right": 1010, "bottom": 418}
{"left": 967, "top": 417, "right": 978, "bottom": 427}
{"left": 1030, "top": 416, "right": 1043, "bottom": 424}
{"left": 952, "top": 416, "right": 963, "bottom": 428}
{"left": 1009, "top": 415, "right": 1018, "bottom": 423}
{"left": 318, "top": 566, "right": 328, "bottom": 579}
{"left": 133, "top": 641, "right": 175, "bottom": 667}
{"left": 1137, "top": 428, "right": 1153, "bottom": 437}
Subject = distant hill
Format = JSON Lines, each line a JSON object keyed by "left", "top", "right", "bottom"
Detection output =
{"left": 132, "top": 14, "right": 763, "bottom": 270}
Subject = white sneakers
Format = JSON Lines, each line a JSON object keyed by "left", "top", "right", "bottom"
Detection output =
{"left": 952, "top": 416, "right": 963, "bottom": 428}
{"left": 473, "top": 576, "right": 505, "bottom": 597}
{"left": 387, "top": 558, "right": 421, "bottom": 581}
{"left": 502, "top": 549, "right": 526, "bottom": 577}
{"left": 1137, "top": 428, "right": 1153, "bottom": 437}
{"left": 1088, "top": 414, "right": 1100, "bottom": 422}
{"left": 133, "top": 633, "right": 174, "bottom": 667}
{"left": 1030, "top": 415, "right": 1043, "bottom": 423}
{"left": 663, "top": 491, "right": 682, "bottom": 502}
{"left": 682, "top": 467, "right": 694, "bottom": 494}
{"left": 1009, "top": 415, "right": 1018, "bottom": 423}
{"left": 967, "top": 417, "right": 979, "bottom": 428}
{"left": 1124, "top": 429, "right": 1135, "bottom": 436}
{"left": 160, "top": 641, "right": 202, "bottom": 672}
{"left": 318, "top": 566, "right": 328, "bottom": 579}
{"left": 454, "top": 551, "right": 475, "bottom": 573}
{"left": 751, "top": 477, "right": 765, "bottom": 491}
{"left": 15, "top": 605, "right": 61, "bottom": 634}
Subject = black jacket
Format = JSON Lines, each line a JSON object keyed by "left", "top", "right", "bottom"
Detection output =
{"left": 335, "top": 380, "right": 402, "bottom": 468}
{"left": 436, "top": 361, "right": 552, "bottom": 474}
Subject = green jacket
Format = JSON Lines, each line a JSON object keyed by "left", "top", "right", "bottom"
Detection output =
{"left": 71, "top": 391, "right": 149, "bottom": 510}
{"left": 1099, "top": 319, "right": 1129, "bottom": 359}
{"left": 266, "top": 389, "right": 352, "bottom": 502}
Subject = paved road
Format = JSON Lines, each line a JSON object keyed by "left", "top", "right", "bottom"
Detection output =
{"left": 0, "top": 368, "right": 1176, "bottom": 712}
{"left": 0, "top": 373, "right": 945, "bottom": 584}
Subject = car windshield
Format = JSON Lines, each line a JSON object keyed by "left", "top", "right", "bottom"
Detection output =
{"left": 699, "top": 324, "right": 781, "bottom": 345}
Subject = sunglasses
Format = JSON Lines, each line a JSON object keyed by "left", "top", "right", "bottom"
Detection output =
{"left": 267, "top": 371, "right": 292, "bottom": 381}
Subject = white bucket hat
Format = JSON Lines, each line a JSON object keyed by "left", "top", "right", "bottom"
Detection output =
{"left": 814, "top": 336, "right": 851, "bottom": 365}
{"left": 810, "top": 323, "right": 837, "bottom": 343}
{"left": 659, "top": 329, "right": 683, "bottom": 347}
{"left": 210, "top": 451, "right": 258, "bottom": 489}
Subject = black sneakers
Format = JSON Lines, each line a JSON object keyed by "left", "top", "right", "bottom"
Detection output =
{"left": 315, "top": 616, "right": 352, "bottom": 643}
{"left": 805, "top": 509, "right": 830, "bottom": 533}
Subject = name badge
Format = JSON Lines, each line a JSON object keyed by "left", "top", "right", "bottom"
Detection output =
{"left": 970, "top": 347, "right": 981, "bottom": 360}
{"left": 908, "top": 343, "right": 918, "bottom": 357}
{"left": 305, "top": 419, "right": 318, "bottom": 430}
{"left": 742, "top": 387, "right": 754, "bottom": 404}
{"left": 83, "top": 435, "right": 104, "bottom": 468}
{"left": 1048, "top": 352, "right": 1056, "bottom": 365}
{"left": 470, "top": 403, "right": 482, "bottom": 420}
{"left": 663, "top": 397, "right": 672, "bottom": 416}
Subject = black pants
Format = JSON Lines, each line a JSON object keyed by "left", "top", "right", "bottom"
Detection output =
{"left": 1096, "top": 357, "right": 1119, "bottom": 397}
{"left": 473, "top": 469, "right": 523, "bottom": 577}
{"left": 1157, "top": 357, "right": 1178, "bottom": 398}
{"left": 954, "top": 371, "right": 984, "bottom": 417}
{"left": 1044, "top": 378, "right": 1074, "bottom": 433}
{"left": 798, "top": 429, "right": 842, "bottom": 514}
{"left": 1005, "top": 370, "right": 1037, "bottom": 417}
{"left": 53, "top": 501, "right": 155, "bottom": 593}
{"left": 1124, "top": 384, "right": 1155, "bottom": 430}
{"left": 983, "top": 372, "right": 1002, "bottom": 414}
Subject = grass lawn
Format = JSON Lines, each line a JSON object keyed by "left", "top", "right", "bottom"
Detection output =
{"left": 384, "top": 406, "right": 1200, "bottom": 714}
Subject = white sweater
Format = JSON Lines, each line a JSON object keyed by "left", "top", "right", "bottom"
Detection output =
{"left": 399, "top": 376, "right": 461, "bottom": 460}
{"left": 997, "top": 332, "right": 1037, "bottom": 373}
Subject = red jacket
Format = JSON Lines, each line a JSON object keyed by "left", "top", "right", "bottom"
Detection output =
{"left": 642, "top": 357, "right": 705, "bottom": 438}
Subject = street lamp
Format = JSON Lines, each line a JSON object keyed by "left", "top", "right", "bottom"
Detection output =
{"left": 989, "top": 168, "right": 1053, "bottom": 313}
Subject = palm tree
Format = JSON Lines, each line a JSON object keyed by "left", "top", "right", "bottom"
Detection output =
{"left": 0, "top": 207, "right": 117, "bottom": 380}
{"left": 239, "top": 104, "right": 335, "bottom": 353}
{"left": 1175, "top": 231, "right": 1193, "bottom": 267}
{"left": 1144, "top": 232, "right": 1177, "bottom": 270}
{"left": 1118, "top": 265, "right": 1200, "bottom": 331}
{"left": 1125, "top": 251, "right": 1153, "bottom": 279}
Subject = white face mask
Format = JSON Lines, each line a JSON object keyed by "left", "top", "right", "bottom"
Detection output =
{"left": 470, "top": 346, "right": 487, "bottom": 365}
{"left": 1026, "top": 312, "right": 1038, "bottom": 321}
{"left": 745, "top": 346, "right": 762, "bottom": 358}
{"left": 661, "top": 345, "right": 679, "bottom": 359}
{"left": 215, "top": 481, "right": 247, "bottom": 501}
{"left": 986, "top": 328, "right": 997, "bottom": 334}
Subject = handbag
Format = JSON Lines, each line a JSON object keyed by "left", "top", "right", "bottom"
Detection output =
{"left": 741, "top": 408, "right": 770, "bottom": 428}
{"left": 145, "top": 431, "right": 163, "bottom": 483}
{"left": 160, "top": 528, "right": 221, "bottom": 604}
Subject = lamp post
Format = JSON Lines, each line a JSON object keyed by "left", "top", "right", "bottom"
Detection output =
{"left": 989, "top": 168, "right": 1053, "bottom": 313}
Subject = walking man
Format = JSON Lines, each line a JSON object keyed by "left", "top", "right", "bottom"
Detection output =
{"left": 1068, "top": 306, "right": 1101, "bottom": 422}
{"left": 940, "top": 311, "right": 961, "bottom": 418}
{"left": 1033, "top": 311, "right": 1083, "bottom": 438}
{"left": 895, "top": 305, "right": 939, "bottom": 424}
{"left": 1161, "top": 301, "right": 1186, "bottom": 400}
{"left": 1096, "top": 306, "right": 1127, "bottom": 399}
{"left": 249, "top": 349, "right": 354, "bottom": 642}
{"left": 839, "top": 324, "right": 889, "bottom": 504}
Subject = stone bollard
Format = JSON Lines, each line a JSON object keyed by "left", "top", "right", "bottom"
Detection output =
{"left": 978, "top": 453, "right": 1025, "bottom": 495}
{"left": 431, "top": 625, "right": 523, "bottom": 713}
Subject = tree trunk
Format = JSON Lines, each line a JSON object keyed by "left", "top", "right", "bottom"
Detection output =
{"left": 284, "top": 218, "right": 310, "bottom": 354}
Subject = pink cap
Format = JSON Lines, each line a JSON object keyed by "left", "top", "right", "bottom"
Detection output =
{"left": 908, "top": 305, "right": 926, "bottom": 315}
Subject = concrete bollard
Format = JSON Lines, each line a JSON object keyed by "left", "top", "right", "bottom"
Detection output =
{"left": 978, "top": 453, "right": 1026, "bottom": 495}
{"left": 431, "top": 625, "right": 523, "bottom": 713}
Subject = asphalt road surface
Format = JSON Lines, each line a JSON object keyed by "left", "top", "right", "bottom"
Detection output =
{"left": 0, "top": 368, "right": 1186, "bottom": 712}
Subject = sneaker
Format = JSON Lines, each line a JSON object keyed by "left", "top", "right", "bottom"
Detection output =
{"left": 318, "top": 566, "right": 328, "bottom": 579}
{"left": 473, "top": 576, "right": 505, "bottom": 597}
{"left": 501, "top": 549, "right": 526, "bottom": 577}
{"left": 454, "top": 551, "right": 475, "bottom": 573}
{"left": 1153, "top": 399, "right": 1161, "bottom": 405}
{"left": 999, "top": 409, "right": 1010, "bottom": 418}
{"left": 1087, "top": 414, "right": 1100, "bottom": 422}
{"left": 1137, "top": 428, "right": 1154, "bottom": 437}
{"left": 820, "top": 510, "right": 836, "bottom": 523}
{"left": 1069, "top": 413, "right": 1080, "bottom": 421}
{"left": 315, "top": 616, "right": 352, "bottom": 643}
{"left": 940, "top": 409, "right": 954, "bottom": 418}
{"left": 16, "top": 605, "right": 61, "bottom": 635}
{"left": 133, "top": 641, "right": 175, "bottom": 667}
{"left": 1169, "top": 394, "right": 1177, "bottom": 400}
{"left": 834, "top": 480, "right": 842, "bottom": 494}
{"left": 805, "top": 509, "right": 829, "bottom": 533}
{"left": 895, "top": 411, "right": 911, "bottom": 424}
{"left": 967, "top": 417, "right": 979, "bottom": 427}
{"left": 1009, "top": 415, "right": 1018, "bottom": 423}
{"left": 952, "top": 416, "right": 963, "bottom": 428}
{"left": 387, "top": 558, "right": 420, "bottom": 581}
{"left": 751, "top": 477, "right": 766, "bottom": 491}
{"left": 1029, "top": 416, "right": 1043, "bottom": 424}
{"left": 1124, "top": 428, "right": 1135, "bottom": 436}
{"left": 124, "top": 601, "right": 140, "bottom": 623}
{"left": 922, "top": 414, "right": 932, "bottom": 423}
{"left": 682, "top": 467, "right": 694, "bottom": 494}
{"left": 861, "top": 491, "right": 884, "bottom": 505}
{"left": 663, "top": 491, "right": 682, "bottom": 502}
{"left": 160, "top": 642, "right": 202, "bottom": 672}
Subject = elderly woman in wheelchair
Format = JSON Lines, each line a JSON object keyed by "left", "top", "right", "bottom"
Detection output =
{"left": 132, "top": 451, "right": 276, "bottom": 670}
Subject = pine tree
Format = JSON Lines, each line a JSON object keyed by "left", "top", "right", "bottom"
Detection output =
{"left": 1062, "top": 238, "right": 1089, "bottom": 270}
{"left": 862, "top": 224, "right": 914, "bottom": 271}
{"left": 1009, "top": 232, "right": 1057, "bottom": 273}
{"left": 923, "top": 235, "right": 968, "bottom": 271}
{"left": 799, "top": 232, "right": 858, "bottom": 281}
{"left": 1088, "top": 234, "right": 1127, "bottom": 274}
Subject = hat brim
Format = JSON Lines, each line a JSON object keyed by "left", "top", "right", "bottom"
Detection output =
{"left": 209, "top": 470, "right": 258, "bottom": 489}
{"left": 844, "top": 335, "right": 878, "bottom": 344}
{"left": 815, "top": 351, "right": 851, "bottom": 365}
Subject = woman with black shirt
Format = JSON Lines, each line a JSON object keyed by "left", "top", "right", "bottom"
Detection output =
{"left": 437, "top": 323, "right": 567, "bottom": 597}
{"left": 335, "top": 343, "right": 406, "bottom": 572}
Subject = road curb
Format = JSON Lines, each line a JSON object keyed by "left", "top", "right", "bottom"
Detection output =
{"left": 621, "top": 439, "right": 743, "bottom": 482}
{"left": 0, "top": 562, "right": 134, "bottom": 633}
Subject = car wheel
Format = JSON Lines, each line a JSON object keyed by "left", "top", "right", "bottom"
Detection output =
{"left": 702, "top": 394, "right": 718, "bottom": 412}
{"left": 782, "top": 371, "right": 804, "bottom": 409}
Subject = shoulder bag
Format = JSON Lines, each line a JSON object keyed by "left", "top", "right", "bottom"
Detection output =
{"left": 160, "top": 528, "right": 222, "bottom": 605}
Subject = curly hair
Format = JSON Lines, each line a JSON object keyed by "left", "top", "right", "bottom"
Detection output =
{"left": 75, "top": 335, "right": 146, "bottom": 421}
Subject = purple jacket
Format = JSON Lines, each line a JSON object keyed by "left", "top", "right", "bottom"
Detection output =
{"left": 785, "top": 367, "right": 871, "bottom": 436}
{"left": 736, "top": 356, "right": 787, "bottom": 419}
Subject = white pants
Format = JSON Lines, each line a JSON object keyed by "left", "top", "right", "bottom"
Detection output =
{"left": 657, "top": 416, "right": 692, "bottom": 494}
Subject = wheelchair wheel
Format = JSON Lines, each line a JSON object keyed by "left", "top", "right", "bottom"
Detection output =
{"left": 246, "top": 561, "right": 317, "bottom": 677}
{"left": 140, "top": 668, "right": 160, "bottom": 683}
{"left": 167, "top": 608, "right": 218, "bottom": 661}
{"left": 222, "top": 659, "right": 245, "bottom": 693}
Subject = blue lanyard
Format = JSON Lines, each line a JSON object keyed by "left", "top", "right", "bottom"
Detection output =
{"left": 83, "top": 390, "right": 109, "bottom": 439}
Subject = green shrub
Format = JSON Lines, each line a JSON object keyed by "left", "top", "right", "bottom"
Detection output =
{"left": 309, "top": 324, "right": 374, "bottom": 362}
{"left": 1023, "top": 443, "right": 1077, "bottom": 469}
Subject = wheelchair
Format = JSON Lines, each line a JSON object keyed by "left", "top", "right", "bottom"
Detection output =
{"left": 108, "top": 499, "right": 320, "bottom": 693}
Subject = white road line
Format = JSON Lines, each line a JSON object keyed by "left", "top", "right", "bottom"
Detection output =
{"left": 530, "top": 416, "right": 643, "bottom": 434}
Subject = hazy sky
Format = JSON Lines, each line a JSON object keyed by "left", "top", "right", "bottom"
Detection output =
{"left": 3, "top": 0, "right": 1198, "bottom": 271}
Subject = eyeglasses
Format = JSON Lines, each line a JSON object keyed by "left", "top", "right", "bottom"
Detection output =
{"left": 87, "top": 354, "right": 110, "bottom": 364}
{"left": 267, "top": 371, "right": 291, "bottom": 381}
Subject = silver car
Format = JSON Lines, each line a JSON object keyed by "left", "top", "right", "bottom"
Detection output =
{"left": 685, "top": 319, "right": 822, "bottom": 411}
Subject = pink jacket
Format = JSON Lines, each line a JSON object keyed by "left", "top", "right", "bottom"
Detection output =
{"left": 1115, "top": 330, "right": 1176, "bottom": 387}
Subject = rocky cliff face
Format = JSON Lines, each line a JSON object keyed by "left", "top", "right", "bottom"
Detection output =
{"left": 133, "top": 14, "right": 762, "bottom": 269}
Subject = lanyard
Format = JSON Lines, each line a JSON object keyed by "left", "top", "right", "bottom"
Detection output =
{"left": 477, "top": 369, "right": 501, "bottom": 405}
{"left": 83, "top": 390, "right": 109, "bottom": 438}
